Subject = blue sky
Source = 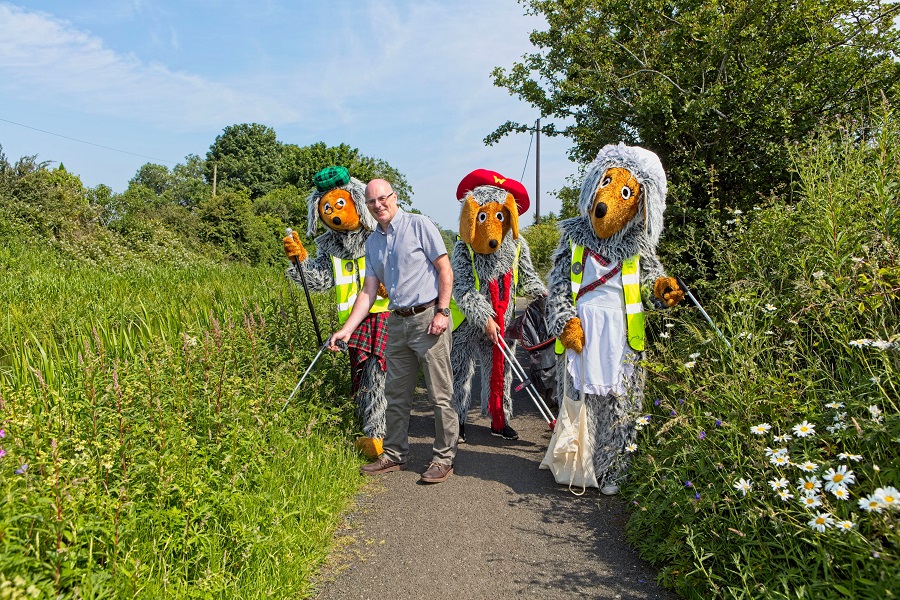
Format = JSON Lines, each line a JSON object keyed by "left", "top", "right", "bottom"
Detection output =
{"left": 0, "top": 0, "right": 577, "bottom": 230}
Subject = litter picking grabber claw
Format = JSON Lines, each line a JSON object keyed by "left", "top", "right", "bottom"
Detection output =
{"left": 675, "top": 276, "right": 732, "bottom": 349}
{"left": 281, "top": 339, "right": 347, "bottom": 413}
{"left": 495, "top": 336, "right": 556, "bottom": 430}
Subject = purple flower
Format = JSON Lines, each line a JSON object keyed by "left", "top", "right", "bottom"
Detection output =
{"left": 0, "top": 429, "right": 5, "bottom": 438}
{"left": 699, "top": 431, "right": 706, "bottom": 440}
{"left": 644, "top": 415, "right": 652, "bottom": 421}
{"left": 15, "top": 464, "right": 27, "bottom": 475}
{"left": 685, "top": 481, "right": 693, "bottom": 487}
{"left": 694, "top": 492, "right": 701, "bottom": 500}
{"left": 0, "top": 448, "right": 5, "bottom": 458}
{"left": 678, "top": 398, "right": 685, "bottom": 404}
{"left": 654, "top": 398, "right": 662, "bottom": 406}
{"left": 715, "top": 419, "right": 722, "bottom": 427}
{"left": 670, "top": 410, "right": 677, "bottom": 416}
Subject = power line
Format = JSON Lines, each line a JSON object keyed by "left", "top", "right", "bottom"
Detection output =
{"left": 0, "top": 117, "right": 178, "bottom": 165}
{"left": 519, "top": 120, "right": 537, "bottom": 182}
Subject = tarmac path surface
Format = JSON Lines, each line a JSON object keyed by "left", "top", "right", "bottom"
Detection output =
{"left": 313, "top": 350, "right": 679, "bottom": 600}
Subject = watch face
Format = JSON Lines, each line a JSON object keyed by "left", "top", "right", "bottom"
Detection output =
{"left": 437, "top": 307, "right": 450, "bottom": 316}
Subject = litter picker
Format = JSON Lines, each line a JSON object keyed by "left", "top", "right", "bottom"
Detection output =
{"left": 281, "top": 339, "right": 347, "bottom": 413}
{"left": 495, "top": 336, "right": 556, "bottom": 430}
{"left": 286, "top": 228, "right": 323, "bottom": 347}
{"left": 675, "top": 276, "right": 732, "bottom": 348}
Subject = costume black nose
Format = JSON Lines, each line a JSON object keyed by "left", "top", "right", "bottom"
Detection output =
{"left": 489, "top": 239, "right": 498, "bottom": 249}
{"left": 332, "top": 217, "right": 342, "bottom": 226}
{"left": 594, "top": 202, "right": 608, "bottom": 219}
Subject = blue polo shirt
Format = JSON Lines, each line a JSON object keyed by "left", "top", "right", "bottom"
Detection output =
{"left": 365, "top": 208, "right": 447, "bottom": 310}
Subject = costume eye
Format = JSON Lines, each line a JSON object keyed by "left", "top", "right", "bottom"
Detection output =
{"left": 496, "top": 212, "right": 505, "bottom": 222}
{"left": 322, "top": 202, "right": 332, "bottom": 213}
{"left": 478, "top": 212, "right": 487, "bottom": 223}
{"left": 621, "top": 186, "right": 632, "bottom": 200}
{"left": 600, "top": 176, "right": 612, "bottom": 187}
{"left": 336, "top": 198, "right": 346, "bottom": 208}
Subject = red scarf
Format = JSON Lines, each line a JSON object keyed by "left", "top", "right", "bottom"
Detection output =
{"left": 488, "top": 271, "right": 512, "bottom": 430}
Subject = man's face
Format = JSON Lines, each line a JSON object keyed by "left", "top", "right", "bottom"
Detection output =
{"left": 365, "top": 181, "right": 398, "bottom": 227}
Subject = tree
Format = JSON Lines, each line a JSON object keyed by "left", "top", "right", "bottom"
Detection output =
{"left": 281, "top": 142, "right": 413, "bottom": 208}
{"left": 206, "top": 123, "right": 283, "bottom": 198}
{"left": 131, "top": 163, "right": 172, "bottom": 196}
{"left": 489, "top": 0, "right": 900, "bottom": 214}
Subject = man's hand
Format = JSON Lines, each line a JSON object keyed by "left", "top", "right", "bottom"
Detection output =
{"left": 484, "top": 319, "right": 500, "bottom": 345}
{"left": 328, "top": 330, "right": 351, "bottom": 352}
{"left": 428, "top": 313, "right": 449, "bottom": 336}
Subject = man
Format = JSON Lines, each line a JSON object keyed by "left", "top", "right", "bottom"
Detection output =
{"left": 329, "top": 179, "right": 458, "bottom": 484}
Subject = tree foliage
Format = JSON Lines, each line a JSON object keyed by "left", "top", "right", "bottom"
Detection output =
{"left": 490, "top": 0, "right": 900, "bottom": 213}
{"left": 206, "top": 123, "right": 284, "bottom": 198}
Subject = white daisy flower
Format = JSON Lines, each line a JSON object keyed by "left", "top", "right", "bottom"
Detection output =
{"left": 792, "top": 421, "right": 816, "bottom": 437}
{"left": 799, "top": 461, "right": 818, "bottom": 472}
{"left": 732, "top": 209, "right": 743, "bottom": 215}
{"left": 874, "top": 487, "right": 899, "bottom": 510}
{"left": 770, "top": 454, "right": 790, "bottom": 467}
{"left": 850, "top": 339, "right": 873, "bottom": 348}
{"left": 624, "top": 443, "right": 637, "bottom": 453}
{"left": 858, "top": 495, "right": 883, "bottom": 513}
{"left": 837, "top": 453, "right": 863, "bottom": 462}
{"left": 777, "top": 489, "right": 794, "bottom": 501}
{"left": 868, "top": 405, "right": 883, "bottom": 422}
{"left": 836, "top": 520, "right": 855, "bottom": 532}
{"left": 689, "top": 352, "right": 700, "bottom": 359}
{"left": 733, "top": 478, "right": 753, "bottom": 496}
{"left": 826, "top": 423, "right": 847, "bottom": 433}
{"left": 773, "top": 434, "right": 793, "bottom": 443}
{"left": 808, "top": 512, "right": 834, "bottom": 532}
{"left": 750, "top": 423, "right": 772, "bottom": 435}
{"left": 769, "top": 477, "right": 789, "bottom": 491}
{"left": 823, "top": 465, "right": 855, "bottom": 491}
{"left": 797, "top": 476, "right": 822, "bottom": 495}
{"left": 832, "top": 412, "right": 847, "bottom": 422}
{"left": 800, "top": 494, "right": 823, "bottom": 509}
{"left": 658, "top": 332, "right": 670, "bottom": 339}
{"left": 830, "top": 485, "right": 851, "bottom": 501}
{"left": 824, "top": 401, "right": 845, "bottom": 409}
{"left": 684, "top": 361, "right": 696, "bottom": 369}
{"left": 763, "top": 304, "right": 777, "bottom": 312}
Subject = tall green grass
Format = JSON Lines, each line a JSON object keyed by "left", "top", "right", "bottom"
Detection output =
{"left": 0, "top": 240, "right": 363, "bottom": 598}
{"left": 625, "top": 106, "right": 900, "bottom": 598}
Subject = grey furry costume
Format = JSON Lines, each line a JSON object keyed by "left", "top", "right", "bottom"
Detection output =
{"left": 450, "top": 184, "right": 546, "bottom": 431}
{"left": 544, "top": 143, "right": 672, "bottom": 489}
{"left": 286, "top": 177, "right": 387, "bottom": 439}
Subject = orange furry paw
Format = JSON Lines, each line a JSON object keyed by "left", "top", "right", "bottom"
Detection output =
{"left": 377, "top": 283, "right": 388, "bottom": 299}
{"left": 654, "top": 277, "right": 684, "bottom": 307}
{"left": 283, "top": 230, "right": 307, "bottom": 263}
{"left": 560, "top": 317, "right": 585, "bottom": 353}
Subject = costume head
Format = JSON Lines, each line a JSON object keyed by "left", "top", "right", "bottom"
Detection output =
{"left": 578, "top": 143, "right": 666, "bottom": 248}
{"left": 456, "top": 169, "right": 530, "bottom": 255}
{"left": 306, "top": 166, "right": 376, "bottom": 237}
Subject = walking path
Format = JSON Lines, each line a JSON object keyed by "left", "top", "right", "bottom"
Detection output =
{"left": 313, "top": 359, "right": 679, "bottom": 600}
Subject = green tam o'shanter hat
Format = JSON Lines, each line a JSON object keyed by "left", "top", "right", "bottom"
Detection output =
{"left": 314, "top": 166, "right": 351, "bottom": 192}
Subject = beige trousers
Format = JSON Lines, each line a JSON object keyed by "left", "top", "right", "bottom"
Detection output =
{"left": 382, "top": 309, "right": 458, "bottom": 465}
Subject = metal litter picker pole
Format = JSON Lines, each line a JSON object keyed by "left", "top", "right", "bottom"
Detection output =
{"left": 281, "top": 339, "right": 347, "bottom": 413}
{"left": 675, "top": 276, "right": 732, "bottom": 349}
{"left": 495, "top": 336, "right": 556, "bottom": 430}
{"left": 286, "top": 228, "right": 324, "bottom": 347}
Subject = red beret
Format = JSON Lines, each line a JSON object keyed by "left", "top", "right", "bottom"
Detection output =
{"left": 456, "top": 169, "right": 530, "bottom": 215}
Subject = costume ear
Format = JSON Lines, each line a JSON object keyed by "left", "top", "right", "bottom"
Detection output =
{"left": 503, "top": 193, "right": 519, "bottom": 239}
{"left": 459, "top": 196, "right": 479, "bottom": 245}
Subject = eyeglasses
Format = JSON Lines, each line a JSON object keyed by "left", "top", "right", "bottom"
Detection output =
{"left": 366, "top": 191, "right": 395, "bottom": 206}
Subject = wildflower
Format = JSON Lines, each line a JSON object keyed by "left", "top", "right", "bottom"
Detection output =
{"left": 15, "top": 464, "right": 27, "bottom": 475}
{"left": 849, "top": 339, "right": 872, "bottom": 348}
{"left": 824, "top": 401, "right": 845, "bottom": 409}
{"left": 836, "top": 520, "right": 855, "bottom": 533}
{"left": 685, "top": 481, "right": 693, "bottom": 488}
{"left": 694, "top": 492, "right": 701, "bottom": 500}
{"left": 858, "top": 495, "right": 883, "bottom": 513}
{"left": 714, "top": 419, "right": 722, "bottom": 427}
{"left": 643, "top": 415, "right": 652, "bottom": 424}
{"left": 769, "top": 477, "right": 789, "bottom": 491}
{"left": 733, "top": 478, "right": 753, "bottom": 496}
{"left": 689, "top": 352, "right": 700, "bottom": 359}
{"left": 678, "top": 398, "right": 685, "bottom": 405}
{"left": 659, "top": 332, "right": 670, "bottom": 339}
{"left": 871, "top": 340, "right": 895, "bottom": 350}
{"left": 737, "top": 331, "right": 753, "bottom": 340}
{"left": 777, "top": 489, "right": 794, "bottom": 501}
{"left": 665, "top": 323, "right": 675, "bottom": 328}
{"left": 874, "top": 487, "right": 899, "bottom": 510}
{"left": 837, "top": 453, "right": 863, "bottom": 462}
{"left": 764, "top": 330, "right": 774, "bottom": 335}
{"left": 868, "top": 405, "right": 883, "bottom": 422}
{"left": 654, "top": 398, "right": 662, "bottom": 406}
{"left": 0, "top": 448, "right": 5, "bottom": 459}
{"left": 773, "top": 433, "right": 792, "bottom": 443}
{"left": 770, "top": 454, "right": 790, "bottom": 467}
{"left": 823, "top": 465, "right": 855, "bottom": 491}
{"left": 800, "top": 494, "right": 823, "bottom": 509}
{"left": 812, "top": 270, "right": 825, "bottom": 279}
{"left": 732, "top": 209, "right": 743, "bottom": 215}
{"left": 792, "top": 421, "right": 816, "bottom": 437}
{"left": 808, "top": 512, "right": 834, "bottom": 532}
{"left": 851, "top": 256, "right": 864, "bottom": 264}
{"left": 726, "top": 219, "right": 736, "bottom": 225}
{"left": 830, "top": 485, "right": 851, "bottom": 501}
{"left": 670, "top": 410, "right": 677, "bottom": 416}
{"left": 625, "top": 443, "right": 637, "bottom": 453}
{"left": 0, "top": 429, "right": 4, "bottom": 438}
{"left": 765, "top": 447, "right": 788, "bottom": 458}
{"left": 799, "top": 461, "right": 818, "bottom": 473}
{"left": 750, "top": 423, "right": 772, "bottom": 435}
{"left": 784, "top": 339, "right": 795, "bottom": 346}
{"left": 797, "top": 476, "right": 822, "bottom": 494}
{"left": 698, "top": 430, "right": 706, "bottom": 440}
{"left": 763, "top": 303, "right": 777, "bottom": 312}
{"left": 826, "top": 423, "right": 847, "bottom": 433}
{"left": 684, "top": 361, "right": 696, "bottom": 369}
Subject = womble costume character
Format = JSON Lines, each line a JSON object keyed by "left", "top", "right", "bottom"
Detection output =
{"left": 540, "top": 144, "right": 683, "bottom": 493}
{"left": 450, "top": 169, "right": 547, "bottom": 442}
{"left": 283, "top": 166, "right": 391, "bottom": 458}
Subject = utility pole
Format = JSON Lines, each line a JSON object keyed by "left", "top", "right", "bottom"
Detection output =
{"left": 212, "top": 162, "right": 217, "bottom": 197}
{"left": 535, "top": 117, "right": 541, "bottom": 225}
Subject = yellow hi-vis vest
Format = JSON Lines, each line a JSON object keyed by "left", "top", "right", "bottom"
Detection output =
{"left": 449, "top": 241, "right": 521, "bottom": 332}
{"left": 331, "top": 255, "right": 390, "bottom": 325}
{"left": 554, "top": 243, "right": 645, "bottom": 354}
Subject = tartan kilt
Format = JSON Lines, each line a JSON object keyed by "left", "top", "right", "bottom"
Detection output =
{"left": 348, "top": 311, "right": 388, "bottom": 393}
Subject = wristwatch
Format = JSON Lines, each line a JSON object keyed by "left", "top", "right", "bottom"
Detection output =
{"left": 435, "top": 306, "right": 451, "bottom": 317}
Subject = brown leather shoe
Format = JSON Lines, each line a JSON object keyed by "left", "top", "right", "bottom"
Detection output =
{"left": 420, "top": 462, "right": 453, "bottom": 484}
{"left": 360, "top": 455, "right": 407, "bottom": 476}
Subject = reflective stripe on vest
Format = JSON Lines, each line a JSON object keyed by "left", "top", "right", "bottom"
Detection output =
{"left": 331, "top": 255, "right": 389, "bottom": 325}
{"left": 450, "top": 241, "right": 521, "bottom": 332}
{"left": 555, "top": 243, "right": 644, "bottom": 353}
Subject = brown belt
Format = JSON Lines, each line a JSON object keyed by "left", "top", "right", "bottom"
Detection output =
{"left": 393, "top": 299, "right": 436, "bottom": 317}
